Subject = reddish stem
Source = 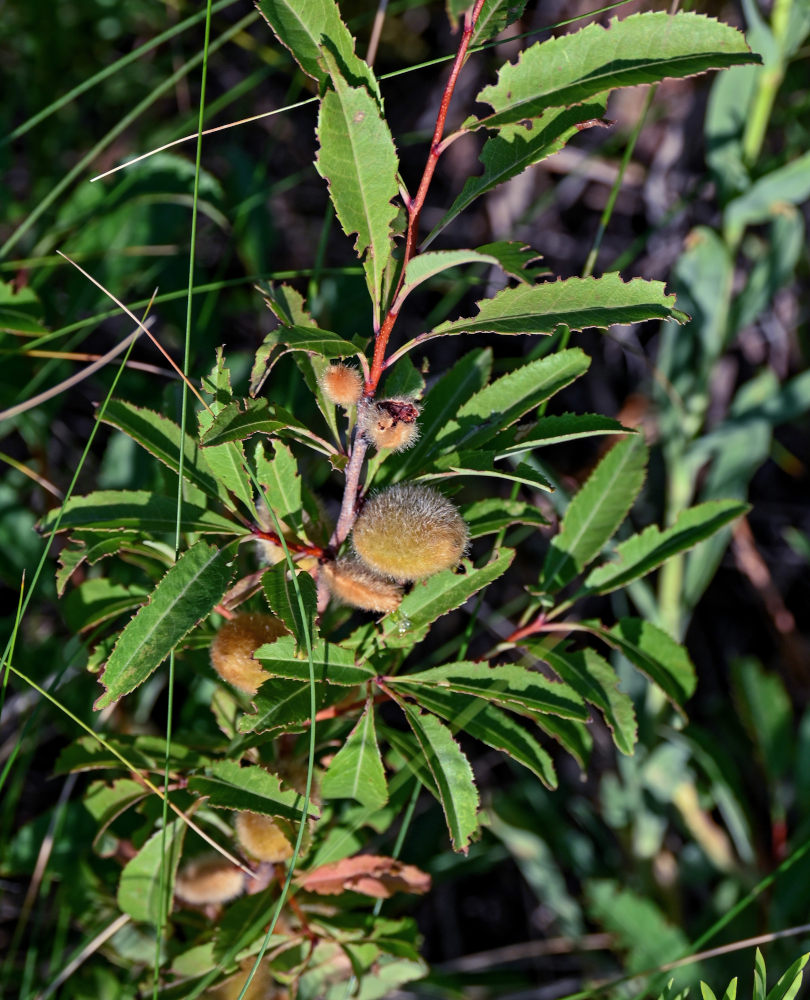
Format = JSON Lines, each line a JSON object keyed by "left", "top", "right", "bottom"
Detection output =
{"left": 252, "top": 528, "right": 323, "bottom": 559}
{"left": 365, "top": 0, "right": 485, "bottom": 396}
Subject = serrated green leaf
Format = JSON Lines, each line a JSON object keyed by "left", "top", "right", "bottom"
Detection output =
{"left": 199, "top": 398, "right": 286, "bottom": 448}
{"left": 262, "top": 562, "right": 317, "bottom": 647}
{"left": 541, "top": 434, "right": 648, "bottom": 592}
{"left": 470, "top": 0, "right": 528, "bottom": 46}
{"left": 54, "top": 733, "right": 216, "bottom": 775}
{"left": 390, "top": 661, "right": 587, "bottom": 722}
{"left": 535, "top": 714, "right": 591, "bottom": 768}
{"left": 118, "top": 818, "right": 185, "bottom": 925}
{"left": 403, "top": 685, "right": 557, "bottom": 788}
{"left": 587, "top": 617, "right": 696, "bottom": 710}
{"left": 237, "top": 677, "right": 325, "bottom": 735}
{"left": 393, "top": 250, "right": 500, "bottom": 312}
{"left": 199, "top": 352, "right": 254, "bottom": 512}
{"left": 258, "top": 281, "right": 318, "bottom": 328}
{"left": 439, "top": 348, "right": 590, "bottom": 452}
{"left": 255, "top": 0, "right": 379, "bottom": 96}
{"left": 584, "top": 499, "right": 749, "bottom": 594}
{"left": 426, "top": 102, "right": 608, "bottom": 245}
{"left": 255, "top": 634, "right": 374, "bottom": 686}
{"left": 316, "top": 53, "right": 398, "bottom": 326}
{"left": 101, "top": 399, "right": 234, "bottom": 508}
{"left": 188, "top": 760, "right": 315, "bottom": 820}
{"left": 460, "top": 498, "right": 548, "bottom": 537}
{"left": 493, "top": 413, "right": 631, "bottom": 456}
{"left": 532, "top": 644, "right": 637, "bottom": 755}
{"left": 400, "top": 704, "right": 480, "bottom": 853}
{"left": 474, "top": 240, "right": 545, "bottom": 282}
{"left": 423, "top": 451, "right": 553, "bottom": 493}
{"left": 62, "top": 578, "right": 150, "bottom": 633}
{"left": 372, "top": 549, "right": 514, "bottom": 649}
{"left": 432, "top": 275, "right": 689, "bottom": 337}
{"left": 255, "top": 439, "right": 304, "bottom": 535}
{"left": 471, "top": 12, "right": 757, "bottom": 130}
{"left": 38, "top": 491, "right": 242, "bottom": 535}
{"left": 321, "top": 701, "right": 388, "bottom": 809}
{"left": 95, "top": 542, "right": 236, "bottom": 708}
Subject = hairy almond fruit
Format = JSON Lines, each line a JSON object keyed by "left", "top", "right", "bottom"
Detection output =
{"left": 321, "top": 557, "right": 403, "bottom": 613}
{"left": 360, "top": 398, "right": 420, "bottom": 452}
{"left": 352, "top": 484, "right": 468, "bottom": 582}
{"left": 210, "top": 612, "right": 286, "bottom": 694}
{"left": 235, "top": 811, "right": 294, "bottom": 863}
{"left": 175, "top": 854, "right": 245, "bottom": 906}
{"left": 318, "top": 362, "right": 363, "bottom": 407}
{"left": 205, "top": 958, "right": 287, "bottom": 1000}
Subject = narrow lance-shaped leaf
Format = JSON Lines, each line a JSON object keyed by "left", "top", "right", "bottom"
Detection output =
{"left": 469, "top": 12, "right": 759, "bottom": 130}
{"left": 400, "top": 702, "right": 480, "bottom": 853}
{"left": 262, "top": 562, "right": 317, "bottom": 648}
{"left": 584, "top": 499, "right": 749, "bottom": 594}
{"left": 96, "top": 541, "right": 236, "bottom": 708}
{"left": 255, "top": 634, "right": 375, "bottom": 686}
{"left": 432, "top": 275, "right": 689, "bottom": 338}
{"left": 321, "top": 699, "right": 388, "bottom": 810}
{"left": 38, "top": 491, "right": 242, "bottom": 536}
{"left": 255, "top": 440, "right": 304, "bottom": 535}
{"left": 255, "top": 0, "right": 379, "bottom": 97}
{"left": 198, "top": 350, "right": 254, "bottom": 512}
{"left": 493, "top": 413, "right": 632, "bottom": 456}
{"left": 316, "top": 52, "right": 399, "bottom": 327}
{"left": 425, "top": 101, "right": 609, "bottom": 246}
{"left": 540, "top": 434, "right": 648, "bottom": 593}
{"left": 393, "top": 250, "right": 501, "bottom": 312}
{"left": 188, "top": 760, "right": 316, "bottom": 821}
{"left": 460, "top": 498, "right": 548, "bottom": 538}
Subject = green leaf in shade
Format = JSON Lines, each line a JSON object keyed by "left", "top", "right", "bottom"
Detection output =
{"left": 54, "top": 733, "right": 216, "bottom": 775}
{"left": 380, "top": 356, "right": 425, "bottom": 400}
{"left": 188, "top": 760, "right": 315, "bottom": 820}
{"left": 390, "top": 661, "right": 587, "bottom": 721}
{"left": 84, "top": 779, "right": 148, "bottom": 846}
{"left": 199, "top": 398, "right": 285, "bottom": 448}
{"left": 586, "top": 617, "right": 697, "bottom": 711}
{"left": 95, "top": 542, "right": 236, "bottom": 709}
{"left": 237, "top": 677, "right": 325, "bottom": 735}
{"left": 541, "top": 434, "right": 648, "bottom": 593}
{"left": 316, "top": 54, "right": 398, "bottom": 326}
{"left": 535, "top": 714, "right": 592, "bottom": 769}
{"left": 262, "top": 562, "right": 317, "bottom": 647}
{"left": 470, "top": 0, "right": 529, "bottom": 46}
{"left": 432, "top": 274, "right": 689, "bottom": 337}
{"left": 460, "top": 498, "right": 548, "bottom": 537}
{"left": 393, "top": 250, "right": 500, "bottom": 311}
{"left": 404, "top": 685, "right": 557, "bottom": 788}
{"left": 118, "top": 818, "right": 185, "bottom": 925}
{"left": 584, "top": 499, "right": 749, "bottom": 594}
{"left": 250, "top": 317, "right": 360, "bottom": 398}
{"left": 255, "top": 0, "right": 379, "bottom": 95}
{"left": 400, "top": 703, "right": 480, "bottom": 853}
{"left": 62, "top": 579, "right": 150, "bottom": 634}
{"left": 436, "top": 349, "right": 590, "bottom": 453}
{"left": 255, "top": 634, "right": 374, "bottom": 686}
{"left": 532, "top": 643, "right": 637, "bottom": 755}
{"left": 493, "top": 413, "right": 631, "bottom": 456}
{"left": 38, "top": 491, "right": 242, "bottom": 535}
{"left": 389, "top": 349, "right": 492, "bottom": 481}
{"left": 258, "top": 281, "right": 317, "bottom": 329}
{"left": 0, "top": 280, "right": 47, "bottom": 334}
{"left": 724, "top": 151, "right": 810, "bottom": 242}
{"left": 470, "top": 12, "right": 758, "bottom": 130}
{"left": 255, "top": 440, "right": 304, "bottom": 535}
{"left": 426, "top": 102, "right": 608, "bottom": 245}
{"left": 199, "top": 351, "right": 254, "bottom": 513}
{"left": 372, "top": 549, "right": 514, "bottom": 649}
{"left": 100, "top": 399, "right": 234, "bottom": 508}
{"left": 475, "top": 240, "right": 546, "bottom": 282}
{"left": 321, "top": 700, "right": 388, "bottom": 809}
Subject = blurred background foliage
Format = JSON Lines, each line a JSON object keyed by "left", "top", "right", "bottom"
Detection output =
{"left": 1, "top": 0, "right": 809, "bottom": 997}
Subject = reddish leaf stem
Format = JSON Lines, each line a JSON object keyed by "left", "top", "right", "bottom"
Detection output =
{"left": 365, "top": 0, "right": 485, "bottom": 396}
{"left": 252, "top": 528, "right": 323, "bottom": 558}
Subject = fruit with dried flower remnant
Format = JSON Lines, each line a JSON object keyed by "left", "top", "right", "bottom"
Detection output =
{"left": 352, "top": 484, "right": 468, "bottom": 583}
{"left": 235, "top": 811, "right": 294, "bottom": 863}
{"left": 175, "top": 854, "right": 245, "bottom": 906}
{"left": 321, "top": 557, "right": 402, "bottom": 613}
{"left": 360, "top": 398, "right": 420, "bottom": 452}
{"left": 210, "top": 612, "right": 287, "bottom": 695}
{"left": 318, "top": 362, "right": 363, "bottom": 408}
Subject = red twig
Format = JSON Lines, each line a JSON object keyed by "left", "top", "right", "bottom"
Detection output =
{"left": 252, "top": 528, "right": 323, "bottom": 558}
{"left": 365, "top": 0, "right": 486, "bottom": 395}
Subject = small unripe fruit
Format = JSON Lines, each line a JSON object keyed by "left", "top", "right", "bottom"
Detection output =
{"left": 320, "top": 557, "right": 402, "bottom": 613}
{"left": 205, "top": 958, "right": 286, "bottom": 1000}
{"left": 210, "top": 612, "right": 287, "bottom": 694}
{"left": 360, "top": 398, "right": 420, "bottom": 452}
{"left": 352, "top": 484, "right": 469, "bottom": 582}
{"left": 235, "top": 811, "right": 294, "bottom": 863}
{"left": 175, "top": 854, "right": 245, "bottom": 905}
{"left": 318, "top": 362, "right": 363, "bottom": 408}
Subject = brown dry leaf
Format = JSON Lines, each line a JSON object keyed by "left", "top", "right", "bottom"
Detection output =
{"left": 296, "top": 854, "right": 431, "bottom": 899}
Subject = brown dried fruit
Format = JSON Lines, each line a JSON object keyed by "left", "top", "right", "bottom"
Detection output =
{"left": 235, "top": 811, "right": 295, "bottom": 863}
{"left": 320, "top": 557, "right": 402, "bottom": 613}
{"left": 175, "top": 854, "right": 245, "bottom": 905}
{"left": 210, "top": 612, "right": 287, "bottom": 694}
{"left": 360, "top": 398, "right": 420, "bottom": 452}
